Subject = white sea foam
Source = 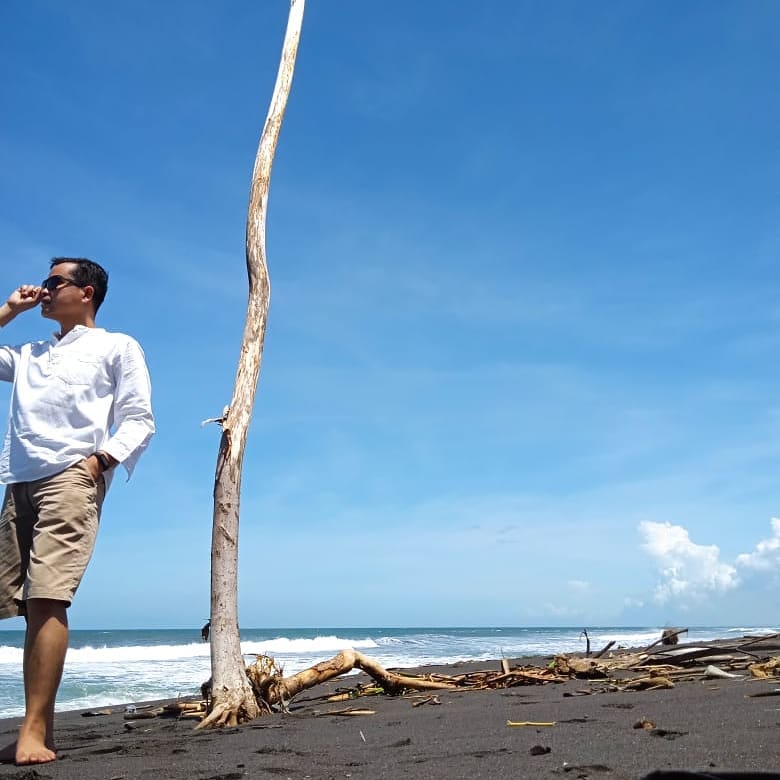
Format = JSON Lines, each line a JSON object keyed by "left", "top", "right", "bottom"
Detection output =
{"left": 241, "top": 635, "right": 379, "bottom": 656}
{"left": 0, "top": 635, "right": 379, "bottom": 668}
{"left": 0, "top": 646, "right": 23, "bottom": 665}
{"left": 588, "top": 630, "right": 662, "bottom": 646}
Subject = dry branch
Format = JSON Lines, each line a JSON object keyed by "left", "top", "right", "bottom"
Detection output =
{"left": 593, "top": 640, "right": 616, "bottom": 659}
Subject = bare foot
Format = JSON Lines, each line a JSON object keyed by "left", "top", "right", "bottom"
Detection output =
{"left": 15, "top": 730, "right": 57, "bottom": 765}
{"left": 0, "top": 737, "right": 57, "bottom": 763}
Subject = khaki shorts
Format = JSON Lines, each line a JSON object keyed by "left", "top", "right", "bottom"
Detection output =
{"left": 0, "top": 461, "right": 105, "bottom": 618}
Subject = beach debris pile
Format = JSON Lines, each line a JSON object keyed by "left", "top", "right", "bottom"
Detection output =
{"left": 112, "top": 630, "right": 779, "bottom": 725}
{"left": 615, "top": 632, "right": 779, "bottom": 683}
{"left": 549, "top": 630, "right": 780, "bottom": 692}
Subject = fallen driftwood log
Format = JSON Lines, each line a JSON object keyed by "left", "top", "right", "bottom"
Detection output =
{"left": 637, "top": 642, "right": 764, "bottom": 667}
{"left": 243, "top": 650, "right": 570, "bottom": 715}
{"left": 242, "top": 650, "right": 459, "bottom": 717}
{"left": 739, "top": 632, "right": 780, "bottom": 650}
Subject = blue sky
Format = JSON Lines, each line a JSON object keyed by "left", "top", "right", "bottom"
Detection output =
{"left": 1, "top": 1, "right": 779, "bottom": 629}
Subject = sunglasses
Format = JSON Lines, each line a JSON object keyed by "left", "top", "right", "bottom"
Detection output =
{"left": 40, "top": 275, "right": 82, "bottom": 292}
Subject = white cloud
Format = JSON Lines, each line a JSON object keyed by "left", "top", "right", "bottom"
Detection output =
{"left": 638, "top": 521, "right": 739, "bottom": 603}
{"left": 736, "top": 518, "right": 780, "bottom": 572}
{"left": 542, "top": 602, "right": 576, "bottom": 618}
{"left": 567, "top": 579, "right": 590, "bottom": 591}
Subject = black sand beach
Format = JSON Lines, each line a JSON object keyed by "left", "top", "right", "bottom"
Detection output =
{"left": 0, "top": 651, "right": 778, "bottom": 779}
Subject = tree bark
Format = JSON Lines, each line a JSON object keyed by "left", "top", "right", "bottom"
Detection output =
{"left": 202, "top": 0, "right": 305, "bottom": 730}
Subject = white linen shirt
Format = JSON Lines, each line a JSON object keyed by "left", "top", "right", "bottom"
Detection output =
{"left": 0, "top": 325, "right": 155, "bottom": 485}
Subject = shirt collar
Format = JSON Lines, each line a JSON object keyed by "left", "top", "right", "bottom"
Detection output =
{"left": 50, "top": 324, "right": 95, "bottom": 346}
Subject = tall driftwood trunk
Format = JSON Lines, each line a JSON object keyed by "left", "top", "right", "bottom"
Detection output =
{"left": 202, "top": 0, "right": 305, "bottom": 730}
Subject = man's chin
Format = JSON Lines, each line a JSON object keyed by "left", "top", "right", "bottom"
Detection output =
{"left": 40, "top": 306, "right": 55, "bottom": 320}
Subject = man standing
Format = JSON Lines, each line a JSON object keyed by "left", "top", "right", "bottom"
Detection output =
{"left": 0, "top": 257, "right": 155, "bottom": 765}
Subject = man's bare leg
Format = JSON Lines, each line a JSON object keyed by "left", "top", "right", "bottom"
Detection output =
{"left": 15, "top": 599, "right": 67, "bottom": 765}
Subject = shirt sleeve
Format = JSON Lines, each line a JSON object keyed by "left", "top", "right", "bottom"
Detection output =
{"left": 0, "top": 345, "right": 19, "bottom": 383}
{"left": 103, "top": 337, "right": 155, "bottom": 479}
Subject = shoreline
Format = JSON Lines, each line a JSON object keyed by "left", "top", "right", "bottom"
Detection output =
{"left": 1, "top": 624, "right": 772, "bottom": 722}
{"left": 0, "top": 637, "right": 777, "bottom": 778}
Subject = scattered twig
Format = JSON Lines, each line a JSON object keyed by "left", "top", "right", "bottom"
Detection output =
{"left": 643, "top": 628, "right": 688, "bottom": 653}
{"left": 594, "top": 641, "right": 616, "bottom": 659}
{"left": 580, "top": 629, "right": 591, "bottom": 657}
{"left": 738, "top": 633, "right": 780, "bottom": 650}
{"left": 124, "top": 707, "right": 165, "bottom": 720}
{"left": 321, "top": 707, "right": 376, "bottom": 716}
{"left": 412, "top": 695, "right": 441, "bottom": 708}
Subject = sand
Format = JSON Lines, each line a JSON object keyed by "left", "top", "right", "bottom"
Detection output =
{"left": 0, "top": 655, "right": 778, "bottom": 779}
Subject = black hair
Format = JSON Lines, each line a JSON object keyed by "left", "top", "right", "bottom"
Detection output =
{"left": 50, "top": 257, "right": 109, "bottom": 313}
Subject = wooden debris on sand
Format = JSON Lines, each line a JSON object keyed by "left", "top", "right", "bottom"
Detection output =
{"left": 325, "top": 684, "right": 384, "bottom": 703}
{"left": 319, "top": 707, "right": 376, "bottom": 717}
{"left": 633, "top": 633, "right": 780, "bottom": 675}
{"left": 662, "top": 628, "right": 687, "bottom": 646}
{"left": 621, "top": 675, "right": 675, "bottom": 691}
{"left": 135, "top": 629, "right": 779, "bottom": 726}
{"left": 553, "top": 656, "right": 609, "bottom": 679}
{"left": 748, "top": 656, "right": 780, "bottom": 679}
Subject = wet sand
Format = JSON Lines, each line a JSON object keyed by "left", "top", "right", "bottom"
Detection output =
{"left": 0, "top": 656, "right": 777, "bottom": 779}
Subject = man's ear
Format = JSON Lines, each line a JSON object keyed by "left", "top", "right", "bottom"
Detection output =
{"left": 81, "top": 285, "right": 96, "bottom": 312}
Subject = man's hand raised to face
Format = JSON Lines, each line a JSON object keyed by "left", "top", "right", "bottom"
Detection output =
{"left": 8, "top": 285, "right": 43, "bottom": 312}
{"left": 0, "top": 285, "right": 43, "bottom": 327}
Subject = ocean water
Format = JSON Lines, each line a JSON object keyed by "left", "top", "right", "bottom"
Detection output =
{"left": 0, "top": 625, "right": 773, "bottom": 719}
